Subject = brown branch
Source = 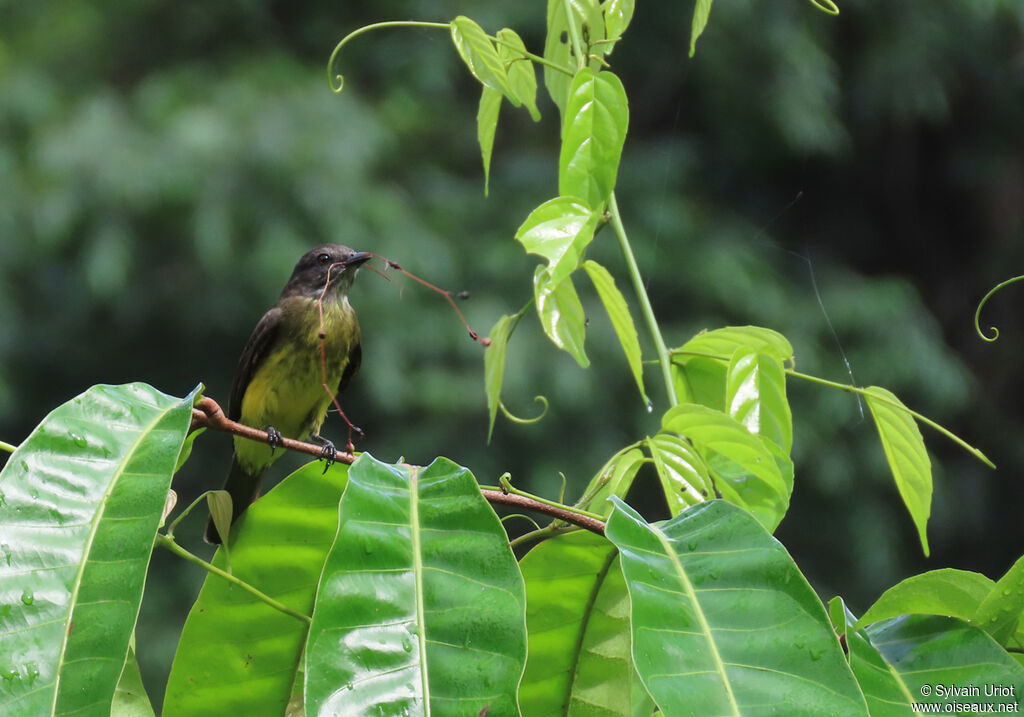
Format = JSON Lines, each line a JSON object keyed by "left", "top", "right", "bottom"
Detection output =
{"left": 191, "top": 397, "right": 605, "bottom": 535}
{"left": 189, "top": 397, "right": 356, "bottom": 465}
{"left": 480, "top": 489, "right": 606, "bottom": 535}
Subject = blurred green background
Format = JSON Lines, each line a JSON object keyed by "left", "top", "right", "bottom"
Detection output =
{"left": 2, "top": 0, "right": 1022, "bottom": 707}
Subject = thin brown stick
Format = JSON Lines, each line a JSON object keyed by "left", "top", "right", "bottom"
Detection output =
{"left": 480, "top": 489, "right": 606, "bottom": 535}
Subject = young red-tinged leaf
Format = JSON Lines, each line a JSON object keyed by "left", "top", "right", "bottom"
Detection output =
{"left": 863, "top": 385, "right": 932, "bottom": 556}
{"left": 559, "top": 69, "right": 629, "bottom": 209}
{"left": 476, "top": 87, "right": 501, "bottom": 196}
{"left": 689, "top": 0, "right": 714, "bottom": 57}
{"left": 725, "top": 348, "right": 792, "bottom": 453}
{"left": 515, "top": 196, "right": 599, "bottom": 286}
{"left": 583, "top": 259, "right": 647, "bottom": 404}
{"left": 496, "top": 28, "right": 540, "bottom": 121}
{"left": 484, "top": 314, "right": 513, "bottom": 442}
{"left": 534, "top": 267, "right": 589, "bottom": 368}
{"left": 645, "top": 433, "right": 711, "bottom": 516}
{"left": 450, "top": 16, "right": 516, "bottom": 102}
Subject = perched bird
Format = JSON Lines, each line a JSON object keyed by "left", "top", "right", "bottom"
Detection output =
{"left": 205, "top": 244, "right": 369, "bottom": 544}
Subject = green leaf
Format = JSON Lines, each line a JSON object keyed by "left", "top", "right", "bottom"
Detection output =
{"left": 725, "top": 348, "right": 793, "bottom": 453}
{"left": 582, "top": 260, "right": 647, "bottom": 403}
{"left": 974, "top": 555, "right": 1024, "bottom": 645}
{"left": 305, "top": 455, "right": 526, "bottom": 716}
{"left": 111, "top": 644, "right": 155, "bottom": 717}
{"left": 515, "top": 196, "right": 599, "bottom": 286}
{"left": 559, "top": 69, "right": 629, "bottom": 209}
{"left": 645, "top": 432, "right": 712, "bottom": 516}
{"left": 163, "top": 461, "right": 350, "bottom": 717}
{"left": 477, "top": 87, "right": 502, "bottom": 196}
{"left": 671, "top": 326, "right": 794, "bottom": 408}
{"left": 603, "top": 0, "right": 635, "bottom": 50}
{"left": 450, "top": 16, "right": 515, "bottom": 102}
{"left": 857, "top": 568, "right": 996, "bottom": 629}
{"left": 662, "top": 403, "right": 790, "bottom": 530}
{"left": 689, "top": 0, "right": 714, "bottom": 58}
{"left": 543, "top": 0, "right": 606, "bottom": 113}
{"left": 577, "top": 445, "right": 646, "bottom": 517}
{"left": 206, "top": 489, "right": 233, "bottom": 544}
{"left": 0, "top": 383, "right": 195, "bottom": 717}
{"left": 519, "top": 531, "right": 654, "bottom": 717}
{"left": 606, "top": 499, "right": 869, "bottom": 716}
{"left": 865, "top": 615, "right": 1024, "bottom": 711}
{"left": 484, "top": 314, "right": 514, "bottom": 442}
{"left": 496, "top": 28, "right": 540, "bottom": 121}
{"left": 864, "top": 386, "right": 933, "bottom": 556}
{"left": 829, "top": 598, "right": 916, "bottom": 716}
{"left": 534, "top": 266, "right": 589, "bottom": 368}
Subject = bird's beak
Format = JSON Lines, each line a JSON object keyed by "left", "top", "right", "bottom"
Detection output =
{"left": 347, "top": 252, "right": 371, "bottom": 267}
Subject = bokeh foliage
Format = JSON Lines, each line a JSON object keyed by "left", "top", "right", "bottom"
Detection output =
{"left": 1, "top": 0, "right": 1022, "bottom": 706}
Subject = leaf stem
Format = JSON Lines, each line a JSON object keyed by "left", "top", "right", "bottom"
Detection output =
{"left": 155, "top": 534, "right": 312, "bottom": 625}
{"left": 489, "top": 474, "right": 605, "bottom": 521}
{"left": 608, "top": 192, "right": 677, "bottom": 408}
{"left": 490, "top": 35, "right": 574, "bottom": 76}
{"left": 165, "top": 490, "right": 217, "bottom": 540}
{"left": 0, "top": 440, "right": 16, "bottom": 454}
{"left": 327, "top": 21, "right": 451, "bottom": 92}
{"left": 561, "top": 0, "right": 588, "bottom": 71}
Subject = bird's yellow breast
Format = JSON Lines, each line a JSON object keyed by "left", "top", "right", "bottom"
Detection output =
{"left": 235, "top": 296, "right": 359, "bottom": 472}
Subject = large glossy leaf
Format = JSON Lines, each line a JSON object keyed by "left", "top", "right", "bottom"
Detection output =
{"left": 543, "top": 0, "right": 605, "bottom": 113}
{"left": 577, "top": 445, "right": 646, "bottom": 517}
{"left": 865, "top": 615, "right": 1024, "bottom": 711}
{"left": 973, "top": 554, "right": 1024, "bottom": 645}
{"left": 606, "top": 499, "right": 868, "bottom": 716}
{"left": 519, "top": 531, "right": 653, "bottom": 717}
{"left": 583, "top": 259, "right": 647, "bottom": 403}
{"left": 725, "top": 348, "right": 792, "bottom": 453}
{"left": 857, "top": 568, "right": 995, "bottom": 628}
{"left": 484, "top": 314, "right": 514, "bottom": 442}
{"left": 163, "top": 461, "right": 350, "bottom": 717}
{"left": 450, "top": 16, "right": 515, "bottom": 101}
{"left": 534, "top": 266, "right": 589, "bottom": 368}
{"left": 670, "top": 326, "right": 794, "bottom": 409}
{"left": 559, "top": 69, "right": 628, "bottom": 209}
{"left": 515, "top": 196, "right": 599, "bottom": 287}
{"left": 305, "top": 454, "right": 526, "bottom": 717}
{"left": 496, "top": 28, "right": 540, "bottom": 121}
{"left": 662, "top": 403, "right": 790, "bottom": 530}
{"left": 828, "top": 598, "right": 913, "bottom": 717}
{"left": 863, "top": 386, "right": 932, "bottom": 556}
{"left": 0, "top": 383, "right": 195, "bottom": 717}
{"left": 645, "top": 433, "right": 711, "bottom": 516}
{"left": 477, "top": 87, "right": 501, "bottom": 196}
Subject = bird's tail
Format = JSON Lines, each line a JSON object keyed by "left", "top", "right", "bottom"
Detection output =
{"left": 204, "top": 453, "right": 266, "bottom": 544}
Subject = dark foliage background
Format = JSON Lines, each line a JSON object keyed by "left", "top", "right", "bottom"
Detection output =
{"left": 1, "top": 0, "right": 1022, "bottom": 706}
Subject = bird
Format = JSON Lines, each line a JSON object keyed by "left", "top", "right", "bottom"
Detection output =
{"left": 205, "top": 243, "right": 369, "bottom": 544}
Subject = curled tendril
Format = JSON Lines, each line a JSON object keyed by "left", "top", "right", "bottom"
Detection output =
{"left": 808, "top": 0, "right": 840, "bottom": 15}
{"left": 326, "top": 20, "right": 451, "bottom": 93}
{"left": 499, "top": 513, "right": 543, "bottom": 532}
{"left": 498, "top": 395, "right": 550, "bottom": 425}
{"left": 975, "top": 274, "right": 1024, "bottom": 342}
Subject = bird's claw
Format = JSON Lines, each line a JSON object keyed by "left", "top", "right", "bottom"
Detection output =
{"left": 265, "top": 426, "right": 283, "bottom": 455}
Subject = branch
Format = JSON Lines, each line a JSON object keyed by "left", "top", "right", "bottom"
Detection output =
{"left": 189, "top": 396, "right": 356, "bottom": 465}
{"left": 480, "top": 489, "right": 606, "bottom": 535}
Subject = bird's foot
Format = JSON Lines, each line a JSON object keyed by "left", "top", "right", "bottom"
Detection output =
{"left": 264, "top": 426, "right": 283, "bottom": 455}
{"left": 310, "top": 434, "right": 337, "bottom": 474}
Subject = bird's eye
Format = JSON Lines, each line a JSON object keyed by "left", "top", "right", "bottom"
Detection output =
{"left": 317, "top": 253, "right": 331, "bottom": 265}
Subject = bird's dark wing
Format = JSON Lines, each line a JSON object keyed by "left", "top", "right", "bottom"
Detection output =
{"left": 337, "top": 340, "right": 361, "bottom": 395}
{"left": 229, "top": 307, "right": 283, "bottom": 421}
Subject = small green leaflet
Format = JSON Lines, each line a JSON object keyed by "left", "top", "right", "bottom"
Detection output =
{"left": 559, "top": 69, "right": 629, "bottom": 209}
{"left": 534, "top": 267, "right": 589, "bottom": 368}
{"left": 477, "top": 87, "right": 501, "bottom": 196}
{"left": 484, "top": 314, "right": 513, "bottom": 441}
{"left": 725, "top": 348, "right": 792, "bottom": 453}
{"left": 689, "top": 0, "right": 714, "bottom": 57}
{"left": 577, "top": 445, "right": 646, "bottom": 517}
{"left": 450, "top": 16, "right": 516, "bottom": 102}
{"left": 543, "top": 0, "right": 605, "bottom": 113}
{"left": 974, "top": 555, "right": 1024, "bottom": 646}
{"left": 582, "top": 260, "right": 647, "bottom": 403}
{"left": 603, "top": 0, "right": 635, "bottom": 51}
{"left": 863, "top": 386, "right": 932, "bottom": 556}
{"left": 645, "top": 433, "right": 711, "bottom": 516}
{"left": 515, "top": 196, "right": 599, "bottom": 286}
{"left": 496, "top": 28, "right": 540, "bottom": 121}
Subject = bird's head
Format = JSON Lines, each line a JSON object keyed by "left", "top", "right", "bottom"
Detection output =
{"left": 281, "top": 244, "right": 371, "bottom": 300}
